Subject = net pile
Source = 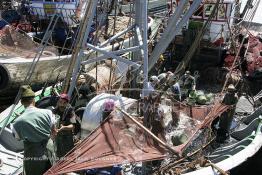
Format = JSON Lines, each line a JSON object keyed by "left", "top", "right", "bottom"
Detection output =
{"left": 0, "top": 25, "right": 58, "bottom": 58}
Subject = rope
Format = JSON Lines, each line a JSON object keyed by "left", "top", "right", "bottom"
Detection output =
{"left": 204, "top": 159, "right": 229, "bottom": 175}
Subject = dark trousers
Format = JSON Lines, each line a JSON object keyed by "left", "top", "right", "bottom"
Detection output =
{"left": 24, "top": 141, "right": 51, "bottom": 175}
{"left": 56, "top": 134, "right": 74, "bottom": 158}
{"left": 217, "top": 108, "right": 235, "bottom": 142}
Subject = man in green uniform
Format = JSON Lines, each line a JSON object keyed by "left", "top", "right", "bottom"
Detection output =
{"left": 179, "top": 71, "right": 196, "bottom": 100}
{"left": 12, "top": 85, "right": 56, "bottom": 175}
{"left": 53, "top": 93, "right": 76, "bottom": 158}
{"left": 217, "top": 84, "right": 238, "bottom": 143}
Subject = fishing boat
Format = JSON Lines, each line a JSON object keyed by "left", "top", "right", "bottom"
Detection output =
{"left": 0, "top": 0, "right": 261, "bottom": 175}
{"left": 0, "top": 0, "right": 155, "bottom": 104}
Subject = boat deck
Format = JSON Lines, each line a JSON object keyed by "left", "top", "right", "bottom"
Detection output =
{"left": 0, "top": 144, "right": 23, "bottom": 175}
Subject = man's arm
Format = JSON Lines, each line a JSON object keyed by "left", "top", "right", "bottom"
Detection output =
{"left": 58, "top": 124, "right": 75, "bottom": 132}
{"left": 49, "top": 112, "right": 57, "bottom": 139}
{"left": 58, "top": 109, "right": 76, "bottom": 132}
{"left": 191, "top": 76, "right": 196, "bottom": 90}
{"left": 11, "top": 124, "right": 21, "bottom": 140}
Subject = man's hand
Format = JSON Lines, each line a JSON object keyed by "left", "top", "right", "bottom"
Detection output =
{"left": 58, "top": 124, "right": 74, "bottom": 132}
{"left": 58, "top": 124, "right": 65, "bottom": 132}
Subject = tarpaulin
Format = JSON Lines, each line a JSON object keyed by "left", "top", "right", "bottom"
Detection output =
{"left": 81, "top": 93, "right": 137, "bottom": 138}
{"left": 45, "top": 111, "right": 167, "bottom": 175}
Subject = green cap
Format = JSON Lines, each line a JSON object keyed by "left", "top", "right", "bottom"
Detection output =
{"left": 20, "top": 85, "right": 35, "bottom": 98}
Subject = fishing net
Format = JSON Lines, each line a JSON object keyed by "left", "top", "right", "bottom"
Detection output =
{"left": 0, "top": 25, "right": 58, "bottom": 58}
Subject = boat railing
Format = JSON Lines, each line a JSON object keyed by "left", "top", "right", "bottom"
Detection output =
{"left": 29, "top": 6, "right": 77, "bottom": 25}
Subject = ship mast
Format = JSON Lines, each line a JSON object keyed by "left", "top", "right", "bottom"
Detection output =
{"left": 62, "top": 0, "right": 98, "bottom": 94}
{"left": 64, "top": 0, "right": 150, "bottom": 97}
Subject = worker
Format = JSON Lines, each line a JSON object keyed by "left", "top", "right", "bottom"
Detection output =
{"left": 216, "top": 84, "right": 238, "bottom": 143}
{"left": 171, "top": 82, "right": 181, "bottom": 101}
{"left": 166, "top": 71, "right": 174, "bottom": 79}
{"left": 149, "top": 75, "right": 160, "bottom": 89}
{"left": 143, "top": 75, "right": 160, "bottom": 97}
{"left": 158, "top": 72, "right": 167, "bottom": 86}
{"left": 12, "top": 85, "right": 56, "bottom": 175}
{"left": 102, "top": 99, "right": 115, "bottom": 121}
{"left": 179, "top": 71, "right": 196, "bottom": 99}
{"left": 151, "top": 54, "right": 165, "bottom": 75}
{"left": 166, "top": 71, "right": 175, "bottom": 86}
{"left": 158, "top": 54, "right": 167, "bottom": 73}
{"left": 53, "top": 93, "right": 77, "bottom": 158}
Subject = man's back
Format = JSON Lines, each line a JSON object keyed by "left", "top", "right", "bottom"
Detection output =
{"left": 14, "top": 106, "right": 53, "bottom": 143}
{"left": 222, "top": 92, "right": 238, "bottom": 105}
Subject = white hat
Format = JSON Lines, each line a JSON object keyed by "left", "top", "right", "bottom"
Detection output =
{"left": 227, "top": 84, "right": 236, "bottom": 91}
{"left": 150, "top": 75, "right": 158, "bottom": 82}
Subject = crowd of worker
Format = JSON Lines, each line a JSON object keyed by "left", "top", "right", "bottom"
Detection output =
{"left": 11, "top": 86, "right": 77, "bottom": 175}
{"left": 146, "top": 61, "right": 239, "bottom": 146}
{"left": 147, "top": 68, "right": 196, "bottom": 102}
{"left": 11, "top": 68, "right": 238, "bottom": 175}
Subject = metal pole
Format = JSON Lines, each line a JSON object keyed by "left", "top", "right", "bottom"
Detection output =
{"left": 99, "top": 24, "right": 135, "bottom": 47}
{"left": 86, "top": 43, "right": 140, "bottom": 67}
{"left": 170, "top": 0, "right": 173, "bottom": 14}
{"left": 142, "top": 0, "right": 149, "bottom": 97}
{"left": 67, "top": 0, "right": 99, "bottom": 97}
